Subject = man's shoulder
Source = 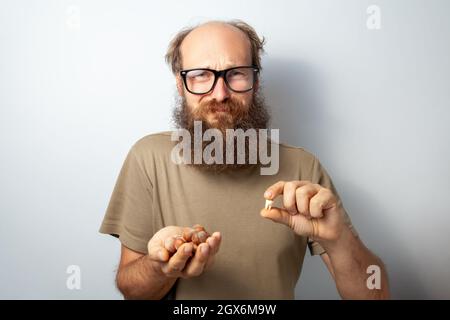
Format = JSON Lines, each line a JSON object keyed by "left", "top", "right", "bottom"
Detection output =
{"left": 130, "top": 131, "right": 175, "bottom": 156}
{"left": 278, "top": 142, "right": 318, "bottom": 164}
{"left": 135, "top": 131, "right": 173, "bottom": 145}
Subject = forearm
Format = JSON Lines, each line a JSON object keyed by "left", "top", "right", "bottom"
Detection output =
{"left": 116, "top": 255, "right": 176, "bottom": 300}
{"left": 320, "top": 226, "right": 390, "bottom": 299}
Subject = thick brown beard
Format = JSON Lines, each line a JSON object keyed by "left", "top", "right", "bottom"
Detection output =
{"left": 172, "top": 92, "right": 271, "bottom": 173}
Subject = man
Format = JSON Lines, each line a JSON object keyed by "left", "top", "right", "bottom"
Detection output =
{"left": 99, "top": 20, "right": 390, "bottom": 299}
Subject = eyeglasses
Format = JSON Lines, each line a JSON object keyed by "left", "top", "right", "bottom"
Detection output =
{"left": 180, "top": 66, "right": 259, "bottom": 95}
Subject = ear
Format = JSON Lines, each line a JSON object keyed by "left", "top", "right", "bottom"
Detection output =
{"left": 176, "top": 75, "right": 184, "bottom": 96}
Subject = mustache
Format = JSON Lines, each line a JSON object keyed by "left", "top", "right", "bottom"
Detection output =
{"left": 192, "top": 98, "right": 248, "bottom": 122}
{"left": 172, "top": 91, "right": 270, "bottom": 134}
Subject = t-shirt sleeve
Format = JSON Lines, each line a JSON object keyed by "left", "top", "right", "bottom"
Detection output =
{"left": 307, "top": 156, "right": 358, "bottom": 256}
{"left": 99, "top": 144, "right": 154, "bottom": 254}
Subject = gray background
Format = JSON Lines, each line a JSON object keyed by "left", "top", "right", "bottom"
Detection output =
{"left": 1, "top": 0, "right": 449, "bottom": 299}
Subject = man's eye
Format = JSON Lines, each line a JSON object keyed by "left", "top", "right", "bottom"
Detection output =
{"left": 188, "top": 71, "right": 210, "bottom": 80}
{"left": 229, "top": 70, "right": 247, "bottom": 78}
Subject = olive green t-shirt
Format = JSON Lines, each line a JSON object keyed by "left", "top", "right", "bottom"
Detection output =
{"left": 99, "top": 131, "right": 355, "bottom": 299}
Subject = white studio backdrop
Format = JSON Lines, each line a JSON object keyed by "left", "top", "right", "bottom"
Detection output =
{"left": 1, "top": 0, "right": 449, "bottom": 299}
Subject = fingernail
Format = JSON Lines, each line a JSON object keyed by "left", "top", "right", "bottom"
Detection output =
{"left": 184, "top": 245, "right": 191, "bottom": 254}
{"left": 201, "top": 245, "right": 209, "bottom": 254}
{"left": 264, "top": 191, "right": 272, "bottom": 198}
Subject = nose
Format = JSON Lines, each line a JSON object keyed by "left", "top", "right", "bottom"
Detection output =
{"left": 210, "top": 77, "right": 230, "bottom": 102}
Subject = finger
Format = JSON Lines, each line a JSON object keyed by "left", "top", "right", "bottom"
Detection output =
{"left": 260, "top": 206, "right": 292, "bottom": 228}
{"left": 163, "top": 243, "right": 194, "bottom": 276}
{"left": 148, "top": 244, "right": 170, "bottom": 262}
{"left": 264, "top": 180, "right": 285, "bottom": 200}
{"left": 204, "top": 233, "right": 221, "bottom": 270}
{"left": 164, "top": 235, "right": 182, "bottom": 253}
{"left": 283, "top": 181, "right": 304, "bottom": 215}
{"left": 309, "top": 188, "right": 335, "bottom": 218}
{"left": 183, "top": 243, "right": 210, "bottom": 277}
{"left": 295, "top": 184, "right": 321, "bottom": 218}
{"left": 164, "top": 236, "right": 176, "bottom": 253}
{"left": 206, "top": 232, "right": 222, "bottom": 255}
{"left": 260, "top": 207, "right": 314, "bottom": 236}
{"left": 174, "top": 236, "right": 186, "bottom": 250}
{"left": 264, "top": 180, "right": 310, "bottom": 200}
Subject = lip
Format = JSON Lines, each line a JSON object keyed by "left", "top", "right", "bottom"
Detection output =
{"left": 212, "top": 107, "right": 229, "bottom": 113}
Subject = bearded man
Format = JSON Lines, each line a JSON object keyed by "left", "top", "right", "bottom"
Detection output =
{"left": 99, "top": 20, "right": 390, "bottom": 300}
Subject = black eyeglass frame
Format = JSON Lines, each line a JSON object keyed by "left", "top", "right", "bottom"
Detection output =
{"left": 179, "top": 65, "right": 259, "bottom": 95}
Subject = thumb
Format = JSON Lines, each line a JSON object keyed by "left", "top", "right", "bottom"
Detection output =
{"left": 260, "top": 207, "right": 315, "bottom": 237}
{"left": 260, "top": 207, "right": 292, "bottom": 228}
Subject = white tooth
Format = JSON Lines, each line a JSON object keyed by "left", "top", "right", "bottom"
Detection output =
{"left": 265, "top": 199, "right": 274, "bottom": 210}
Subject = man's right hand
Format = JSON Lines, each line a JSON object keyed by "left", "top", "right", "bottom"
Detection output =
{"left": 147, "top": 225, "right": 222, "bottom": 279}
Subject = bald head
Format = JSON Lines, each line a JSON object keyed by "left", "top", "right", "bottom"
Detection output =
{"left": 165, "top": 19, "right": 265, "bottom": 75}
{"left": 180, "top": 21, "right": 252, "bottom": 71}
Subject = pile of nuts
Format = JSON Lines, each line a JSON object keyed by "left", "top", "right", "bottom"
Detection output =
{"left": 165, "top": 224, "right": 210, "bottom": 254}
